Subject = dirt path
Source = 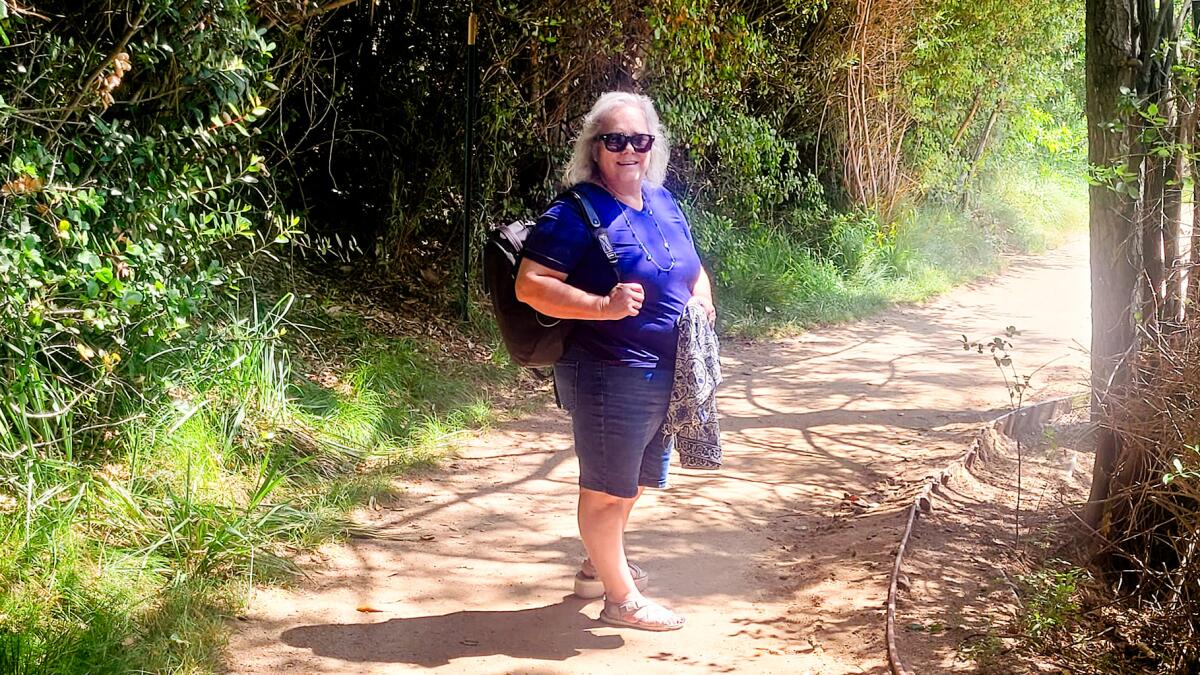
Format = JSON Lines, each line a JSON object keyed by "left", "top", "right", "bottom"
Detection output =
{"left": 226, "top": 238, "right": 1091, "bottom": 674}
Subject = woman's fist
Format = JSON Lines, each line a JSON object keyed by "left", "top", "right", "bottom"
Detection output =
{"left": 600, "top": 283, "right": 645, "bottom": 319}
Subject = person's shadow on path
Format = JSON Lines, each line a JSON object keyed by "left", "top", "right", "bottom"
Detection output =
{"left": 280, "top": 595, "right": 623, "bottom": 667}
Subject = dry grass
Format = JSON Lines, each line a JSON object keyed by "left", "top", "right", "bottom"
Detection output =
{"left": 1098, "top": 316, "right": 1200, "bottom": 671}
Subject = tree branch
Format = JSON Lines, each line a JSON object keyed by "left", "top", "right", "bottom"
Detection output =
{"left": 51, "top": 2, "right": 152, "bottom": 135}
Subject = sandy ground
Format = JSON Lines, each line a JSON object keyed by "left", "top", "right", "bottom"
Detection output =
{"left": 225, "top": 238, "right": 1091, "bottom": 674}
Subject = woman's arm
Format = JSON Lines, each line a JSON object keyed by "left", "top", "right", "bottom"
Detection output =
{"left": 515, "top": 258, "right": 644, "bottom": 321}
{"left": 692, "top": 267, "right": 716, "bottom": 323}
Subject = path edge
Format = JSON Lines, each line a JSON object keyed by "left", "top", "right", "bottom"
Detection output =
{"left": 884, "top": 393, "right": 1085, "bottom": 675}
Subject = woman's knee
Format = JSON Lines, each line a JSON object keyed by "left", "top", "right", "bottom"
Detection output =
{"left": 579, "top": 487, "right": 634, "bottom": 511}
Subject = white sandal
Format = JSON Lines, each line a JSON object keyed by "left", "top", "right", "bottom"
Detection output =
{"left": 573, "top": 559, "right": 649, "bottom": 599}
{"left": 599, "top": 596, "right": 685, "bottom": 631}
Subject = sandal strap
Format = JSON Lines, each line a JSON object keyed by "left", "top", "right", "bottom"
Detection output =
{"left": 581, "top": 559, "right": 647, "bottom": 580}
{"left": 603, "top": 597, "right": 684, "bottom": 628}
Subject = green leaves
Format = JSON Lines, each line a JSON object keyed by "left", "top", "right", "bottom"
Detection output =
{"left": 77, "top": 251, "right": 102, "bottom": 270}
{"left": 0, "top": 1, "right": 297, "bottom": 463}
{"left": 1162, "top": 446, "right": 1200, "bottom": 485}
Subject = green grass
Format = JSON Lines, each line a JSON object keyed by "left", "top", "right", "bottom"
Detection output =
{"left": 0, "top": 291, "right": 520, "bottom": 674}
{"left": 699, "top": 166, "right": 1088, "bottom": 336}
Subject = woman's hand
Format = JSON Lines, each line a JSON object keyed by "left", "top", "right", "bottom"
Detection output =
{"left": 601, "top": 282, "right": 645, "bottom": 319}
{"left": 692, "top": 267, "right": 716, "bottom": 324}
{"left": 692, "top": 294, "right": 716, "bottom": 324}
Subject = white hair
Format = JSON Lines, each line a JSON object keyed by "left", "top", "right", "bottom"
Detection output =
{"left": 561, "top": 91, "right": 670, "bottom": 189}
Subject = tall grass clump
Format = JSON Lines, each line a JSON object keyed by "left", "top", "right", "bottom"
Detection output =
{"left": 0, "top": 288, "right": 513, "bottom": 673}
{"left": 974, "top": 166, "right": 1088, "bottom": 254}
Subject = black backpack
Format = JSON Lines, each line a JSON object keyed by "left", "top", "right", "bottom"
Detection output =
{"left": 483, "top": 188, "right": 619, "bottom": 368}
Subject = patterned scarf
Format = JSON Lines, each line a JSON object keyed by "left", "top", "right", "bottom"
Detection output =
{"left": 664, "top": 300, "right": 723, "bottom": 469}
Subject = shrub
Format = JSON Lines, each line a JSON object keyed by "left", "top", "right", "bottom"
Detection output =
{"left": 0, "top": 2, "right": 294, "bottom": 462}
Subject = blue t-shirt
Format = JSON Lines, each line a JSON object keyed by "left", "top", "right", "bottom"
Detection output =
{"left": 523, "top": 181, "right": 703, "bottom": 368}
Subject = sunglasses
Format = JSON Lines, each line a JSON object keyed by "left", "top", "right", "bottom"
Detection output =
{"left": 595, "top": 133, "right": 655, "bottom": 153}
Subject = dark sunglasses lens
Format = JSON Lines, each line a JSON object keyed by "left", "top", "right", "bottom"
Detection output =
{"left": 598, "top": 133, "right": 655, "bottom": 153}
{"left": 602, "top": 135, "right": 626, "bottom": 152}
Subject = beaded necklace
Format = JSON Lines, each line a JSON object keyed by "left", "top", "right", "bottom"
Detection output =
{"left": 618, "top": 192, "right": 677, "bottom": 273}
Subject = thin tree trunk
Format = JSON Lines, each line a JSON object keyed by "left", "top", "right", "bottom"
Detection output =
{"left": 959, "top": 102, "right": 1001, "bottom": 206}
{"left": 1083, "top": 0, "right": 1139, "bottom": 533}
{"left": 973, "top": 104, "right": 1000, "bottom": 165}
{"left": 1142, "top": 150, "right": 1167, "bottom": 323}
{"left": 1163, "top": 114, "right": 1184, "bottom": 323}
{"left": 952, "top": 92, "right": 982, "bottom": 149}
{"left": 1192, "top": 158, "right": 1200, "bottom": 314}
{"left": 1189, "top": 0, "right": 1200, "bottom": 320}
{"left": 1180, "top": 94, "right": 1198, "bottom": 321}
{"left": 1192, "top": 184, "right": 1200, "bottom": 313}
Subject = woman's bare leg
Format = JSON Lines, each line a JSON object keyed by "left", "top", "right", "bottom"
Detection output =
{"left": 616, "top": 486, "right": 644, "bottom": 554}
{"left": 578, "top": 487, "right": 641, "bottom": 602}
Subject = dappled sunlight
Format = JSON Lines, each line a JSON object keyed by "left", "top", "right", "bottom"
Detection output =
{"left": 226, "top": 240, "right": 1091, "bottom": 673}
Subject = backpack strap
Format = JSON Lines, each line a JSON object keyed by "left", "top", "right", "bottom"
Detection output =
{"left": 566, "top": 187, "right": 621, "bottom": 283}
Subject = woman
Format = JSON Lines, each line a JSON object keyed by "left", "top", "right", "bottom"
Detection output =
{"left": 514, "top": 91, "right": 715, "bottom": 631}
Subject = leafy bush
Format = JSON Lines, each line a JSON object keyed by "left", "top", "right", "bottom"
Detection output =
{"left": 819, "top": 211, "right": 881, "bottom": 275}
{"left": 0, "top": 1, "right": 294, "bottom": 464}
{"left": 660, "top": 95, "right": 811, "bottom": 223}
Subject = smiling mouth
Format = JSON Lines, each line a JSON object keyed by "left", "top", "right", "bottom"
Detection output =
{"left": 617, "top": 160, "right": 639, "bottom": 166}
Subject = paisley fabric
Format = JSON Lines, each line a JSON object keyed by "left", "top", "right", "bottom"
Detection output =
{"left": 664, "top": 299, "right": 723, "bottom": 469}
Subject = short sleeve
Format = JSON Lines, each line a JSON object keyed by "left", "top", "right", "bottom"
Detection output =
{"left": 522, "top": 198, "right": 590, "bottom": 274}
{"left": 657, "top": 185, "right": 694, "bottom": 243}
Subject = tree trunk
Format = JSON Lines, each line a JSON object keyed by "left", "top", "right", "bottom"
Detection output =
{"left": 971, "top": 103, "right": 1001, "bottom": 166}
{"left": 952, "top": 92, "right": 982, "bottom": 149}
{"left": 1189, "top": 2, "right": 1200, "bottom": 320}
{"left": 1163, "top": 114, "right": 1184, "bottom": 323}
{"left": 1138, "top": 1, "right": 1181, "bottom": 326}
{"left": 959, "top": 102, "right": 1002, "bottom": 207}
{"left": 1193, "top": 180, "right": 1200, "bottom": 313}
{"left": 1180, "top": 94, "right": 1198, "bottom": 321}
{"left": 1083, "top": 0, "right": 1138, "bottom": 532}
{"left": 1142, "top": 148, "right": 1167, "bottom": 323}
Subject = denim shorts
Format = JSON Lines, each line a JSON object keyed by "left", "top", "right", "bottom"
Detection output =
{"left": 553, "top": 358, "right": 675, "bottom": 499}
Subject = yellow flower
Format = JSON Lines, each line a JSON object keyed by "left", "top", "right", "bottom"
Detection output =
{"left": 100, "top": 350, "right": 122, "bottom": 372}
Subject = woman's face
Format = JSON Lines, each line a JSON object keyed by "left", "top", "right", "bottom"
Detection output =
{"left": 594, "top": 105, "right": 651, "bottom": 189}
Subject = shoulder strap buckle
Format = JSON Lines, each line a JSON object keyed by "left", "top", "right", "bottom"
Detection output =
{"left": 567, "top": 188, "right": 620, "bottom": 278}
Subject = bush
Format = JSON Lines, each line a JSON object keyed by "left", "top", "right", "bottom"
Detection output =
{"left": 0, "top": 1, "right": 294, "bottom": 463}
